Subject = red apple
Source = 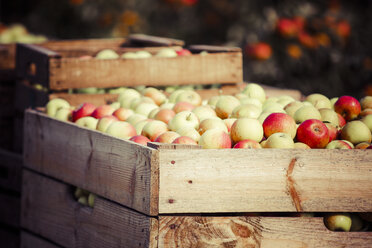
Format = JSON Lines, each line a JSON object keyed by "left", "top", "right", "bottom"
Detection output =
{"left": 334, "top": 96, "right": 361, "bottom": 121}
{"left": 113, "top": 107, "right": 134, "bottom": 121}
{"left": 355, "top": 142, "right": 371, "bottom": 149}
{"left": 176, "top": 48, "right": 192, "bottom": 56}
{"left": 326, "top": 140, "right": 352, "bottom": 149}
{"left": 72, "top": 102, "right": 96, "bottom": 122}
{"left": 337, "top": 113, "right": 346, "bottom": 128}
{"left": 233, "top": 139, "right": 262, "bottom": 149}
{"left": 91, "top": 105, "right": 115, "bottom": 119}
{"left": 173, "top": 101, "right": 195, "bottom": 113}
{"left": 296, "top": 119, "right": 329, "bottom": 148}
{"left": 172, "top": 136, "right": 198, "bottom": 145}
{"left": 154, "top": 109, "right": 176, "bottom": 125}
{"left": 367, "top": 145, "right": 372, "bottom": 149}
{"left": 141, "top": 120, "right": 169, "bottom": 141}
{"left": 154, "top": 131, "right": 180, "bottom": 144}
{"left": 325, "top": 123, "right": 338, "bottom": 142}
{"left": 246, "top": 42, "right": 272, "bottom": 60}
{"left": 96, "top": 115, "right": 118, "bottom": 132}
{"left": 129, "top": 135, "right": 151, "bottom": 146}
{"left": 263, "top": 113, "right": 297, "bottom": 139}
{"left": 277, "top": 18, "right": 298, "bottom": 38}
{"left": 198, "top": 129, "right": 232, "bottom": 149}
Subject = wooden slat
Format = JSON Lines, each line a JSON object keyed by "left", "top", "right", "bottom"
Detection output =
{"left": 189, "top": 44, "right": 241, "bottom": 53}
{"left": 0, "top": 192, "right": 20, "bottom": 227}
{"left": 127, "top": 34, "right": 184, "bottom": 47}
{"left": 147, "top": 142, "right": 201, "bottom": 150}
{"left": 158, "top": 216, "right": 372, "bottom": 247}
{"left": 0, "top": 226, "right": 19, "bottom": 248}
{"left": 0, "top": 44, "right": 16, "bottom": 71}
{"left": 21, "top": 170, "right": 157, "bottom": 248}
{"left": 21, "top": 231, "right": 60, "bottom": 248}
{"left": 158, "top": 149, "right": 372, "bottom": 213}
{"left": 0, "top": 148, "right": 22, "bottom": 192}
{"left": 48, "top": 52, "right": 242, "bottom": 90}
{"left": 23, "top": 109, "right": 159, "bottom": 216}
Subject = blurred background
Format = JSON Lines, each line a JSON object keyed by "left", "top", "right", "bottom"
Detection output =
{"left": 1, "top": 0, "right": 372, "bottom": 98}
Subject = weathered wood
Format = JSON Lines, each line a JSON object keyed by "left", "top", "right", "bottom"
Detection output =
{"left": 0, "top": 192, "right": 20, "bottom": 227}
{"left": 147, "top": 142, "right": 201, "bottom": 150}
{"left": 127, "top": 34, "right": 184, "bottom": 47}
{"left": 0, "top": 44, "right": 16, "bottom": 71}
{"left": 47, "top": 52, "right": 242, "bottom": 90}
{"left": 158, "top": 149, "right": 372, "bottom": 213}
{"left": 0, "top": 227, "right": 19, "bottom": 248}
{"left": 158, "top": 216, "right": 372, "bottom": 247}
{"left": 21, "top": 170, "right": 158, "bottom": 248}
{"left": 21, "top": 231, "right": 60, "bottom": 248}
{"left": 23, "top": 109, "right": 159, "bottom": 216}
{"left": 189, "top": 44, "right": 242, "bottom": 53}
{"left": 0, "top": 148, "right": 23, "bottom": 192}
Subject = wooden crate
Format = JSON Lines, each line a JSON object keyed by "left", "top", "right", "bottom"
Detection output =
{"left": 21, "top": 169, "right": 372, "bottom": 248}
{"left": 21, "top": 231, "right": 60, "bottom": 248}
{"left": 23, "top": 109, "right": 372, "bottom": 216}
{"left": 15, "top": 42, "right": 242, "bottom": 91}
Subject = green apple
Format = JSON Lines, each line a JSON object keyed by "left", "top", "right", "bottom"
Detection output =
{"left": 96, "top": 49, "right": 119, "bottom": 59}
{"left": 242, "top": 83, "right": 266, "bottom": 103}
{"left": 305, "top": 93, "right": 332, "bottom": 109}
{"left": 121, "top": 52, "right": 138, "bottom": 59}
{"left": 361, "top": 114, "right": 372, "bottom": 133}
{"left": 75, "top": 117, "right": 98, "bottom": 130}
{"left": 341, "top": 120, "right": 372, "bottom": 145}
{"left": 75, "top": 87, "right": 98, "bottom": 94}
{"left": 46, "top": 98, "right": 70, "bottom": 117}
{"left": 78, "top": 196, "right": 88, "bottom": 206}
{"left": 265, "top": 132, "right": 294, "bottom": 148}
{"left": 155, "top": 48, "right": 177, "bottom": 58}
{"left": 293, "top": 105, "right": 321, "bottom": 124}
{"left": 324, "top": 213, "right": 352, "bottom": 232}
{"left": 136, "top": 50, "right": 152, "bottom": 58}
{"left": 88, "top": 193, "right": 96, "bottom": 208}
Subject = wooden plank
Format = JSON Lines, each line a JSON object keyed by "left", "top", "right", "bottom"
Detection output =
{"left": 14, "top": 81, "right": 49, "bottom": 113}
{"left": 158, "top": 216, "right": 372, "bottom": 247}
{"left": 127, "top": 34, "right": 184, "bottom": 47}
{"left": 0, "top": 226, "right": 19, "bottom": 248}
{"left": 48, "top": 52, "right": 242, "bottom": 90}
{"left": 0, "top": 83, "right": 16, "bottom": 117}
{"left": 23, "top": 109, "right": 159, "bottom": 216}
{"left": 21, "top": 170, "right": 157, "bottom": 248}
{"left": 189, "top": 44, "right": 241, "bottom": 53}
{"left": 0, "top": 192, "right": 20, "bottom": 227}
{"left": 0, "top": 44, "right": 16, "bottom": 71}
{"left": 21, "top": 231, "right": 60, "bottom": 248}
{"left": 0, "top": 148, "right": 23, "bottom": 192}
{"left": 158, "top": 149, "right": 372, "bottom": 213}
{"left": 147, "top": 142, "right": 201, "bottom": 150}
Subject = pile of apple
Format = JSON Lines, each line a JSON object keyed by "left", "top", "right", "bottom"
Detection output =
{"left": 46, "top": 83, "right": 372, "bottom": 150}
{"left": 73, "top": 187, "right": 95, "bottom": 208}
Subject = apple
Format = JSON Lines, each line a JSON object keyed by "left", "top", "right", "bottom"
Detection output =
{"left": 105, "top": 121, "right": 136, "bottom": 139}
{"left": 173, "top": 101, "right": 195, "bottom": 113}
{"left": 192, "top": 105, "right": 217, "bottom": 121}
{"left": 136, "top": 50, "right": 152, "bottom": 58}
{"left": 340, "top": 120, "right": 372, "bottom": 145}
{"left": 129, "top": 135, "right": 151, "bottom": 146}
{"left": 230, "top": 118, "right": 263, "bottom": 143}
{"left": 198, "top": 129, "right": 231, "bottom": 149}
{"left": 88, "top": 193, "right": 95, "bottom": 208}
{"left": 75, "top": 87, "right": 98, "bottom": 94}
{"left": 350, "top": 214, "right": 366, "bottom": 232}
{"left": 95, "top": 49, "right": 119, "bottom": 59}
{"left": 231, "top": 104, "right": 261, "bottom": 119}
{"left": 107, "top": 87, "right": 127, "bottom": 94}
{"left": 262, "top": 102, "right": 286, "bottom": 114}
{"left": 159, "top": 102, "right": 175, "bottom": 110}
{"left": 154, "top": 131, "right": 181, "bottom": 144}
{"left": 198, "top": 118, "right": 228, "bottom": 135}
{"left": 134, "top": 119, "right": 153, "bottom": 135}
{"left": 294, "top": 105, "right": 321, "bottom": 124}
{"left": 239, "top": 97, "right": 262, "bottom": 109}
{"left": 360, "top": 108, "right": 372, "bottom": 117}
{"left": 141, "top": 120, "right": 169, "bottom": 141}
{"left": 294, "top": 142, "right": 311, "bottom": 149}
{"left": 324, "top": 213, "right": 352, "bottom": 232}
{"left": 54, "top": 108, "right": 72, "bottom": 121}
{"left": 126, "top": 114, "right": 147, "bottom": 126}
{"left": 337, "top": 113, "right": 346, "bottom": 128}
{"left": 277, "top": 18, "right": 298, "bottom": 38}
{"left": 121, "top": 52, "right": 138, "bottom": 59}
{"left": 325, "top": 123, "right": 338, "bottom": 142}
{"left": 284, "top": 101, "right": 304, "bottom": 118}
{"left": 154, "top": 109, "right": 176, "bottom": 124}
{"left": 113, "top": 107, "right": 134, "bottom": 121}
{"left": 263, "top": 113, "right": 297, "bottom": 139}
{"left": 78, "top": 196, "right": 88, "bottom": 206}
{"left": 155, "top": 48, "right": 178, "bottom": 58}
{"left": 176, "top": 48, "right": 192, "bottom": 56}
{"left": 96, "top": 115, "right": 118, "bottom": 132}
{"left": 361, "top": 114, "right": 372, "bottom": 132}
{"left": 260, "top": 139, "right": 268, "bottom": 148}
{"left": 355, "top": 142, "right": 371, "bottom": 149}
{"left": 233, "top": 139, "right": 262, "bottom": 149}
{"left": 110, "top": 102, "right": 121, "bottom": 110}
{"left": 360, "top": 96, "right": 372, "bottom": 110}
{"left": 242, "top": 83, "right": 266, "bottom": 103}
{"left": 207, "top": 95, "right": 221, "bottom": 107}
{"left": 264, "top": 132, "right": 295, "bottom": 148}
{"left": 276, "top": 98, "right": 295, "bottom": 108}
{"left": 223, "top": 118, "right": 237, "bottom": 133}
{"left": 215, "top": 95, "right": 241, "bottom": 119}
{"left": 319, "top": 108, "right": 340, "bottom": 127}
{"left": 46, "top": 98, "right": 71, "bottom": 117}
{"left": 368, "top": 145, "right": 372, "bottom": 149}
{"left": 148, "top": 108, "right": 160, "bottom": 120}
{"left": 330, "top": 97, "right": 338, "bottom": 109}
{"left": 334, "top": 96, "right": 361, "bottom": 121}
{"left": 172, "top": 136, "right": 198, "bottom": 145}
{"left": 246, "top": 42, "right": 272, "bottom": 60}
{"left": 175, "top": 90, "right": 202, "bottom": 106}
{"left": 305, "top": 93, "right": 332, "bottom": 109}
{"left": 257, "top": 112, "right": 271, "bottom": 124}
{"left": 91, "top": 105, "right": 115, "bottom": 119}
{"left": 134, "top": 102, "right": 158, "bottom": 117}
{"left": 75, "top": 116, "right": 99, "bottom": 130}
{"left": 168, "top": 89, "right": 186, "bottom": 103}
{"left": 118, "top": 88, "right": 141, "bottom": 104}
{"left": 168, "top": 111, "right": 199, "bottom": 132}
{"left": 130, "top": 97, "right": 156, "bottom": 110}
{"left": 326, "top": 140, "right": 352, "bottom": 149}
{"left": 142, "top": 87, "right": 167, "bottom": 106}
{"left": 176, "top": 127, "right": 201, "bottom": 142}
{"left": 296, "top": 119, "right": 329, "bottom": 148}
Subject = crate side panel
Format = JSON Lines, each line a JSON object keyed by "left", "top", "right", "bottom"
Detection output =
{"left": 0, "top": 149, "right": 22, "bottom": 192}
{"left": 21, "top": 170, "right": 157, "bottom": 248}
{"left": 158, "top": 216, "right": 372, "bottom": 247}
{"left": 158, "top": 149, "right": 372, "bottom": 213}
{"left": 21, "top": 231, "right": 60, "bottom": 248}
{"left": 0, "top": 192, "right": 20, "bottom": 227}
{"left": 23, "top": 110, "right": 158, "bottom": 216}
{"left": 49, "top": 52, "right": 242, "bottom": 90}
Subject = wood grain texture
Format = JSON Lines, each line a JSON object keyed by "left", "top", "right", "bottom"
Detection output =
{"left": 0, "top": 148, "right": 22, "bottom": 192}
{"left": 0, "top": 44, "right": 16, "bottom": 70}
{"left": 158, "top": 216, "right": 372, "bottom": 248}
{"left": 48, "top": 52, "right": 242, "bottom": 90}
{"left": 0, "top": 192, "right": 20, "bottom": 227}
{"left": 23, "top": 109, "right": 159, "bottom": 216}
{"left": 0, "top": 226, "right": 19, "bottom": 248}
{"left": 21, "top": 170, "right": 158, "bottom": 248}
{"left": 21, "top": 231, "right": 60, "bottom": 248}
{"left": 158, "top": 149, "right": 372, "bottom": 213}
